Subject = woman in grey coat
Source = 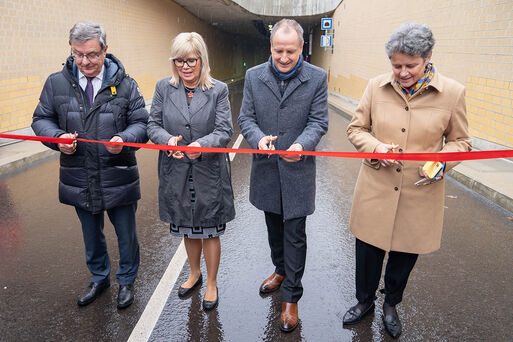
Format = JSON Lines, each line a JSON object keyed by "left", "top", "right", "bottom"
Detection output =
{"left": 147, "top": 32, "right": 235, "bottom": 311}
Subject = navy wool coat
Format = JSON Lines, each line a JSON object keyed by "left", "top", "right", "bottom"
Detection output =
{"left": 238, "top": 60, "right": 329, "bottom": 220}
{"left": 32, "top": 54, "right": 148, "bottom": 213}
{"left": 147, "top": 77, "right": 235, "bottom": 227}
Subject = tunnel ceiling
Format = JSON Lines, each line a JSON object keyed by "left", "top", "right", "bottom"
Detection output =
{"left": 172, "top": 0, "right": 335, "bottom": 40}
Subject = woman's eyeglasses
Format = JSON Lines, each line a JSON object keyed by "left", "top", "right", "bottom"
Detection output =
{"left": 173, "top": 58, "right": 199, "bottom": 68}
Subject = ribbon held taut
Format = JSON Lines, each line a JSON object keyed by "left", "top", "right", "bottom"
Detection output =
{"left": 1, "top": 133, "right": 513, "bottom": 162}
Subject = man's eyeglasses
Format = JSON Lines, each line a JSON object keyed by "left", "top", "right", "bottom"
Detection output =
{"left": 173, "top": 58, "right": 199, "bottom": 68}
{"left": 72, "top": 50, "right": 103, "bottom": 62}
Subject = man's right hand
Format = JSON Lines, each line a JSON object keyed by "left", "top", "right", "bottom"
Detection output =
{"left": 258, "top": 135, "right": 277, "bottom": 150}
{"left": 58, "top": 133, "right": 77, "bottom": 155}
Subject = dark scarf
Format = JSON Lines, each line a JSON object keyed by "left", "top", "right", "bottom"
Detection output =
{"left": 270, "top": 56, "right": 303, "bottom": 81}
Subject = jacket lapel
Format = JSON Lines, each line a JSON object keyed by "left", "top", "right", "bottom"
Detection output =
{"left": 281, "top": 76, "right": 302, "bottom": 104}
{"left": 170, "top": 82, "right": 190, "bottom": 121}
{"left": 258, "top": 67, "right": 281, "bottom": 101}
{"left": 189, "top": 87, "right": 208, "bottom": 118}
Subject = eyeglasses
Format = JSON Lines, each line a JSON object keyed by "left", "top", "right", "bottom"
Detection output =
{"left": 72, "top": 50, "right": 103, "bottom": 62}
{"left": 173, "top": 58, "right": 199, "bottom": 68}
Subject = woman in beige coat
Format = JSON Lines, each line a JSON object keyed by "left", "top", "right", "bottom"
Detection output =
{"left": 342, "top": 23, "right": 471, "bottom": 339}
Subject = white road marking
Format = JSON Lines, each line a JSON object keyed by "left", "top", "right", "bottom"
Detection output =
{"left": 127, "top": 240, "right": 187, "bottom": 342}
{"left": 128, "top": 133, "right": 244, "bottom": 342}
{"left": 229, "top": 134, "right": 244, "bottom": 161}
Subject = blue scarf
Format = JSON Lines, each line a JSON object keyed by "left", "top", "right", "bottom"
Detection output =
{"left": 271, "top": 56, "right": 303, "bottom": 81}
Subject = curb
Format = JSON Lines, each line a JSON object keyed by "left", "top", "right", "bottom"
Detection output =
{"left": 0, "top": 149, "right": 58, "bottom": 178}
{"left": 447, "top": 168, "right": 513, "bottom": 213}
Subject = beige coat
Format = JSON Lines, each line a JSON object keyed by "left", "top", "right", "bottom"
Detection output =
{"left": 347, "top": 67, "right": 471, "bottom": 254}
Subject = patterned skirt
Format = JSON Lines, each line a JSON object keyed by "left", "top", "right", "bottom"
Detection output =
{"left": 169, "top": 171, "right": 226, "bottom": 239}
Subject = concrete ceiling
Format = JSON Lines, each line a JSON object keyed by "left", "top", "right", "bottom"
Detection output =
{"left": 172, "top": 0, "right": 336, "bottom": 40}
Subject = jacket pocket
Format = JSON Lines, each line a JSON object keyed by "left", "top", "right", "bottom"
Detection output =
{"left": 363, "top": 158, "right": 380, "bottom": 170}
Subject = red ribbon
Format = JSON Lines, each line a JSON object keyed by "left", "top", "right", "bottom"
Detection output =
{"left": 1, "top": 133, "right": 512, "bottom": 162}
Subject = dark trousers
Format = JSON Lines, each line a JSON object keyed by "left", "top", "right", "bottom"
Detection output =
{"left": 355, "top": 238, "right": 418, "bottom": 306}
{"left": 264, "top": 211, "right": 307, "bottom": 303}
{"left": 75, "top": 203, "right": 140, "bottom": 285}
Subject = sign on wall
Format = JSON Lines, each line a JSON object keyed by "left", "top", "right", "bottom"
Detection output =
{"left": 321, "top": 35, "right": 332, "bottom": 47}
{"left": 321, "top": 18, "right": 334, "bottom": 50}
{"left": 321, "top": 18, "right": 333, "bottom": 30}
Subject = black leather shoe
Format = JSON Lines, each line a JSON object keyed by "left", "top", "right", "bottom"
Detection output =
{"left": 382, "top": 302, "right": 402, "bottom": 339}
{"left": 342, "top": 301, "right": 375, "bottom": 325}
{"left": 202, "top": 287, "right": 218, "bottom": 311}
{"left": 178, "top": 274, "right": 202, "bottom": 298}
{"left": 77, "top": 280, "right": 110, "bottom": 306}
{"left": 117, "top": 284, "right": 134, "bottom": 309}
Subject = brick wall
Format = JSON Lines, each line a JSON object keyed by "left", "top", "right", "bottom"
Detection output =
{"left": 0, "top": 0, "right": 267, "bottom": 133}
{"left": 312, "top": 0, "right": 513, "bottom": 148}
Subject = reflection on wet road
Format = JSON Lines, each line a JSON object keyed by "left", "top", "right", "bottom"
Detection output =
{"left": 0, "top": 83, "right": 512, "bottom": 341}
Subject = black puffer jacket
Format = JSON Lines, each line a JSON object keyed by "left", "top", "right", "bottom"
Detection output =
{"left": 32, "top": 54, "right": 148, "bottom": 213}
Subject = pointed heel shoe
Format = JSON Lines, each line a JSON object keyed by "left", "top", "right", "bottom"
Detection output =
{"left": 178, "top": 274, "right": 202, "bottom": 298}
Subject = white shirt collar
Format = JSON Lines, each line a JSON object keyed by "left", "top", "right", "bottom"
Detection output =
{"left": 78, "top": 64, "right": 105, "bottom": 82}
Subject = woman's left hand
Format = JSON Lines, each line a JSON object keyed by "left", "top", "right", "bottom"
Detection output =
{"left": 186, "top": 141, "right": 201, "bottom": 160}
{"left": 421, "top": 168, "right": 444, "bottom": 180}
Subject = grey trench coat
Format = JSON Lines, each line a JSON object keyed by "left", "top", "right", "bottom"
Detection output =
{"left": 147, "top": 77, "right": 235, "bottom": 227}
{"left": 238, "top": 60, "right": 329, "bottom": 220}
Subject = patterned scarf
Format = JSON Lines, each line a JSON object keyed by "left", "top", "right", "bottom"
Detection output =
{"left": 397, "top": 62, "right": 434, "bottom": 99}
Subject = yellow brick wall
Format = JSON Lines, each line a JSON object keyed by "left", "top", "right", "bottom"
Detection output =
{"left": 312, "top": 0, "right": 513, "bottom": 148}
{"left": 0, "top": 0, "right": 266, "bottom": 133}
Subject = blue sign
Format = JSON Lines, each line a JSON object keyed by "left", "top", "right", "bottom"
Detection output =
{"left": 321, "top": 18, "right": 333, "bottom": 30}
{"left": 321, "top": 35, "right": 332, "bottom": 47}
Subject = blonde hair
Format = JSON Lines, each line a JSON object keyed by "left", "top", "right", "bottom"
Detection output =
{"left": 169, "top": 32, "right": 214, "bottom": 90}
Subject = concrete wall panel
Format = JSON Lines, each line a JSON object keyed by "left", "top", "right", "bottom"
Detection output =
{"left": 234, "top": 0, "right": 341, "bottom": 16}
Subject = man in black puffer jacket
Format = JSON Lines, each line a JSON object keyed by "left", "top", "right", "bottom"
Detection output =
{"left": 32, "top": 21, "right": 148, "bottom": 309}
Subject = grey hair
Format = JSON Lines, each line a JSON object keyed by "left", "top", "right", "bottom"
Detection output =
{"left": 270, "top": 19, "right": 304, "bottom": 46}
{"left": 69, "top": 21, "right": 107, "bottom": 50}
{"left": 385, "top": 23, "right": 435, "bottom": 60}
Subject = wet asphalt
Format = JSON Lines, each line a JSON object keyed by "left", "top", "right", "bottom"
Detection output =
{"left": 0, "top": 83, "right": 512, "bottom": 342}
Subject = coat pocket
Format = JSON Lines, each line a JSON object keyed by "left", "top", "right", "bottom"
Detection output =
{"left": 363, "top": 158, "right": 381, "bottom": 170}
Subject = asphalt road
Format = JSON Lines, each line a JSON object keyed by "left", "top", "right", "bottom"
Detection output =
{"left": 0, "top": 83, "right": 512, "bottom": 341}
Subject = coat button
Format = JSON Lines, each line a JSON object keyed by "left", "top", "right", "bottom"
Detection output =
{"left": 405, "top": 106, "right": 409, "bottom": 111}
{"left": 396, "top": 168, "right": 401, "bottom": 173}
{"left": 394, "top": 187, "right": 399, "bottom": 191}
{"left": 401, "top": 128, "right": 406, "bottom": 132}
{"left": 279, "top": 132, "right": 285, "bottom": 136}
{"left": 398, "top": 148, "right": 403, "bottom": 152}
{"left": 280, "top": 104, "right": 285, "bottom": 109}
{"left": 185, "top": 124, "right": 191, "bottom": 129}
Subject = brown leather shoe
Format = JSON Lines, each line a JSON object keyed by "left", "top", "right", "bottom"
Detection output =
{"left": 280, "top": 302, "right": 298, "bottom": 332}
{"left": 259, "top": 272, "right": 285, "bottom": 293}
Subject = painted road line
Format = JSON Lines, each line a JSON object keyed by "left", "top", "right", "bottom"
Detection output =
{"left": 127, "top": 240, "right": 187, "bottom": 342}
{"left": 128, "top": 133, "right": 243, "bottom": 342}
{"left": 229, "top": 134, "right": 244, "bottom": 161}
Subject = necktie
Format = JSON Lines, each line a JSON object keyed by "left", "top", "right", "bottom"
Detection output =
{"left": 85, "top": 77, "right": 94, "bottom": 106}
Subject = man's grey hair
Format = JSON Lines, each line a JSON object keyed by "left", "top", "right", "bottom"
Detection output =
{"left": 69, "top": 21, "right": 107, "bottom": 50}
{"left": 385, "top": 23, "right": 435, "bottom": 60}
{"left": 270, "top": 19, "right": 304, "bottom": 46}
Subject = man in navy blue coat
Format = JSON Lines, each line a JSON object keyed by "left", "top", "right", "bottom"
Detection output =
{"left": 238, "top": 19, "right": 329, "bottom": 332}
{"left": 32, "top": 21, "right": 148, "bottom": 309}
